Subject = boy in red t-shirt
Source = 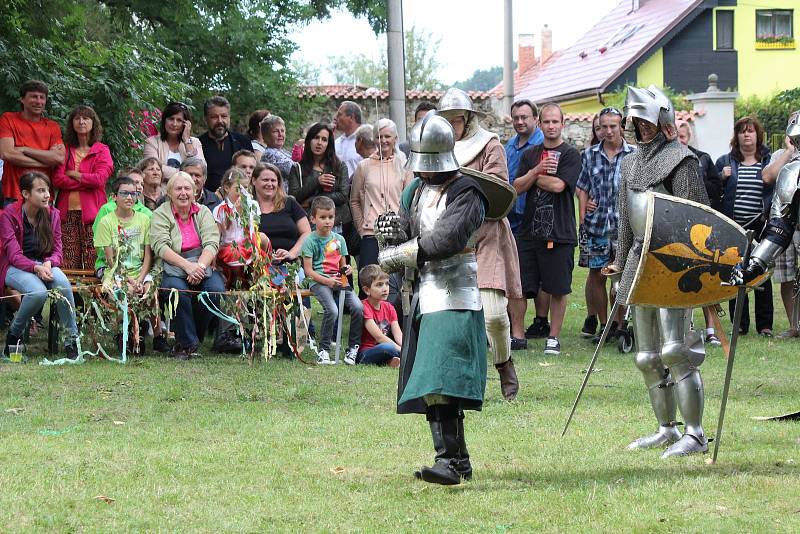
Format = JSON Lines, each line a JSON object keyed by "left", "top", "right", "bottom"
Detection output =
{"left": 358, "top": 264, "right": 402, "bottom": 367}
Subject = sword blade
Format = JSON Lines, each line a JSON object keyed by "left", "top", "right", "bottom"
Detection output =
{"left": 712, "top": 285, "right": 746, "bottom": 462}
{"left": 561, "top": 301, "right": 621, "bottom": 438}
{"left": 713, "top": 229, "right": 755, "bottom": 463}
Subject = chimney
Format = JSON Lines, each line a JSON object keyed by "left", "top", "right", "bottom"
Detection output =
{"left": 518, "top": 34, "right": 536, "bottom": 73}
{"left": 541, "top": 24, "right": 553, "bottom": 64}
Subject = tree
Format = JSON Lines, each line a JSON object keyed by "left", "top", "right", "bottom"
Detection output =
{"left": 0, "top": 0, "right": 191, "bottom": 167}
{"left": 102, "top": 0, "right": 386, "bottom": 127}
{"left": 327, "top": 25, "right": 443, "bottom": 91}
{"left": 1, "top": 0, "right": 387, "bottom": 165}
{"left": 453, "top": 65, "right": 508, "bottom": 92}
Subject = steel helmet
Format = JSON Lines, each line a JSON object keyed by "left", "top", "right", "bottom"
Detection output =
{"left": 787, "top": 110, "right": 800, "bottom": 147}
{"left": 623, "top": 85, "right": 674, "bottom": 127}
{"left": 406, "top": 110, "right": 459, "bottom": 173}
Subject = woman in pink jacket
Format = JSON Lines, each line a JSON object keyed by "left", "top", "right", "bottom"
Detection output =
{"left": 0, "top": 172, "right": 79, "bottom": 359}
{"left": 52, "top": 105, "right": 114, "bottom": 270}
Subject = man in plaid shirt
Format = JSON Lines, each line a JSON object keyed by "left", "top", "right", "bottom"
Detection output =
{"left": 576, "top": 107, "right": 635, "bottom": 341}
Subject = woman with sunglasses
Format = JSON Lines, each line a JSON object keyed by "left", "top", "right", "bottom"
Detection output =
{"left": 144, "top": 102, "right": 206, "bottom": 182}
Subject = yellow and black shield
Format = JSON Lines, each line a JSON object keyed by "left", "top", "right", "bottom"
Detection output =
{"left": 628, "top": 192, "right": 769, "bottom": 308}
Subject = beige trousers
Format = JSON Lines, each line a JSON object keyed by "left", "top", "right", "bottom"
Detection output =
{"left": 481, "top": 288, "right": 510, "bottom": 366}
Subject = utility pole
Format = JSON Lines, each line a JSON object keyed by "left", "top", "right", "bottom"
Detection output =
{"left": 387, "top": 0, "right": 407, "bottom": 141}
{"left": 503, "top": 0, "right": 514, "bottom": 113}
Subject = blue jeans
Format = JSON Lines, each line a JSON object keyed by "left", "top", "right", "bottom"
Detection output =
{"left": 161, "top": 272, "right": 226, "bottom": 348}
{"left": 5, "top": 265, "right": 78, "bottom": 341}
{"left": 309, "top": 284, "right": 363, "bottom": 351}
{"left": 358, "top": 342, "right": 399, "bottom": 365}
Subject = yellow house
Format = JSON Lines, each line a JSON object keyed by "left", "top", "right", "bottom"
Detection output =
{"left": 516, "top": 0, "right": 800, "bottom": 113}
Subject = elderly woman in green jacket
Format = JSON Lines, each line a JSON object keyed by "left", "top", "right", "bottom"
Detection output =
{"left": 151, "top": 171, "right": 223, "bottom": 360}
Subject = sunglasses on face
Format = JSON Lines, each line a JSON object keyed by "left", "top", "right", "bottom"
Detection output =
{"left": 599, "top": 107, "right": 623, "bottom": 117}
{"left": 117, "top": 191, "right": 138, "bottom": 198}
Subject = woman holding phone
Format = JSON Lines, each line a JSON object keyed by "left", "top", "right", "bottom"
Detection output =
{"left": 143, "top": 102, "right": 206, "bottom": 182}
{"left": 291, "top": 122, "right": 351, "bottom": 233}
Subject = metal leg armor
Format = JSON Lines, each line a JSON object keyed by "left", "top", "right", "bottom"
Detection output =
{"left": 658, "top": 309, "right": 708, "bottom": 458}
{"left": 628, "top": 307, "right": 681, "bottom": 449}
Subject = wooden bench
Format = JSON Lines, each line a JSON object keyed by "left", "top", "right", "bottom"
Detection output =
{"left": 46, "top": 269, "right": 101, "bottom": 354}
{"left": 47, "top": 269, "right": 315, "bottom": 357}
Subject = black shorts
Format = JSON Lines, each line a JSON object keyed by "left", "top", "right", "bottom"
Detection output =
{"left": 515, "top": 234, "right": 575, "bottom": 297}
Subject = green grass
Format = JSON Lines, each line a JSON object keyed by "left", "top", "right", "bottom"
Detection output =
{"left": 2, "top": 267, "right": 800, "bottom": 532}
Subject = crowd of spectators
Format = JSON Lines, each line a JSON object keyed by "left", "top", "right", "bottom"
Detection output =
{"left": 0, "top": 78, "right": 795, "bottom": 365}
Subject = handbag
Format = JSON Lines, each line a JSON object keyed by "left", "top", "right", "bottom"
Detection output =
{"left": 162, "top": 247, "right": 212, "bottom": 279}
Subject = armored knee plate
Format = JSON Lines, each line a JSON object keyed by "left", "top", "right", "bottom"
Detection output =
{"left": 660, "top": 329, "right": 705, "bottom": 381}
{"left": 633, "top": 350, "right": 677, "bottom": 428}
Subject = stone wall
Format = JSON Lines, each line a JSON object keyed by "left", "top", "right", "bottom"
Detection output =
{"left": 299, "top": 94, "right": 594, "bottom": 150}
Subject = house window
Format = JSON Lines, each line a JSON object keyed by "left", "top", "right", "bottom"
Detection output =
{"left": 716, "top": 10, "right": 734, "bottom": 50}
{"left": 756, "top": 10, "right": 793, "bottom": 41}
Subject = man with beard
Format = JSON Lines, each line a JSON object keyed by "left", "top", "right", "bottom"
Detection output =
{"left": 505, "top": 99, "right": 544, "bottom": 351}
{"left": 608, "top": 85, "right": 709, "bottom": 458}
{"left": 199, "top": 96, "right": 253, "bottom": 192}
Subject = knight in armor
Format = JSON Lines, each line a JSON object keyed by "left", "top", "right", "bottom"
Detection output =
{"left": 609, "top": 85, "right": 711, "bottom": 458}
{"left": 437, "top": 87, "right": 522, "bottom": 400}
{"left": 732, "top": 111, "right": 800, "bottom": 286}
{"left": 376, "top": 111, "right": 493, "bottom": 485}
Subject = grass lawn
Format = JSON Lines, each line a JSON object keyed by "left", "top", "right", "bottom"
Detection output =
{"left": 1, "top": 265, "right": 799, "bottom": 532}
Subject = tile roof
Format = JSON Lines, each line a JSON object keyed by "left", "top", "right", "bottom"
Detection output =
{"left": 491, "top": 51, "right": 562, "bottom": 95}
{"left": 517, "top": 0, "right": 703, "bottom": 103}
{"left": 563, "top": 109, "right": 704, "bottom": 122}
{"left": 298, "top": 85, "right": 501, "bottom": 100}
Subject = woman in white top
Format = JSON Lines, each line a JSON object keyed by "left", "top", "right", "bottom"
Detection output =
{"left": 143, "top": 102, "right": 206, "bottom": 182}
{"left": 349, "top": 118, "right": 412, "bottom": 270}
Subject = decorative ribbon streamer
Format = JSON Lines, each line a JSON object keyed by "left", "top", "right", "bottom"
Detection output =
{"left": 197, "top": 291, "right": 245, "bottom": 357}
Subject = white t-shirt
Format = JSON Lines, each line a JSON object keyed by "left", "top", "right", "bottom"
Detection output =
{"left": 166, "top": 149, "right": 182, "bottom": 169}
{"left": 335, "top": 131, "right": 363, "bottom": 179}
{"left": 212, "top": 195, "right": 260, "bottom": 246}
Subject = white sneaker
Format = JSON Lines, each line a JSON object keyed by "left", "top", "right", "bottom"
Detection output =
{"left": 344, "top": 345, "right": 359, "bottom": 365}
{"left": 544, "top": 336, "right": 561, "bottom": 355}
{"left": 316, "top": 349, "right": 333, "bottom": 365}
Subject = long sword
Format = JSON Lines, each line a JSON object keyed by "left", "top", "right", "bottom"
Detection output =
{"left": 562, "top": 300, "right": 621, "bottom": 437}
{"left": 712, "top": 230, "right": 755, "bottom": 463}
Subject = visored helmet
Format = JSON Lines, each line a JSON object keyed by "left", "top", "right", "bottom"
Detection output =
{"left": 623, "top": 86, "right": 661, "bottom": 127}
{"left": 647, "top": 84, "right": 676, "bottom": 127}
{"left": 786, "top": 110, "right": 800, "bottom": 147}
{"left": 406, "top": 110, "right": 459, "bottom": 173}
{"left": 624, "top": 85, "right": 674, "bottom": 126}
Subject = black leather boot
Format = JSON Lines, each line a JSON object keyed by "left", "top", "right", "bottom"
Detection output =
{"left": 452, "top": 410, "right": 472, "bottom": 480}
{"left": 415, "top": 405, "right": 462, "bottom": 485}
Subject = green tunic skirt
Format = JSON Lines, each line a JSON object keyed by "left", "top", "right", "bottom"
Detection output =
{"left": 397, "top": 308, "right": 487, "bottom": 414}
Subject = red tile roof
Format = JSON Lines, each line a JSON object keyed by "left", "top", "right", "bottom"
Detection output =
{"left": 563, "top": 109, "right": 704, "bottom": 122}
{"left": 492, "top": 51, "right": 562, "bottom": 96}
{"left": 517, "top": 0, "right": 703, "bottom": 103}
{"left": 298, "top": 85, "right": 501, "bottom": 100}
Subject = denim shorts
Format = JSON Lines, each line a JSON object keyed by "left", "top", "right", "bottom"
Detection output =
{"left": 578, "top": 231, "right": 616, "bottom": 270}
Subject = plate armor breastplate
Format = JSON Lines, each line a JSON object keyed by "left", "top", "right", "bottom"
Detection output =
{"left": 628, "top": 183, "right": 667, "bottom": 239}
{"left": 413, "top": 182, "right": 481, "bottom": 314}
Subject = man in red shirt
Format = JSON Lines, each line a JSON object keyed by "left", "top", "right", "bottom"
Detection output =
{"left": 0, "top": 80, "right": 65, "bottom": 203}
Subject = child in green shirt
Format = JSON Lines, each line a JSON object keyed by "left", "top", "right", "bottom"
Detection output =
{"left": 301, "top": 196, "right": 363, "bottom": 365}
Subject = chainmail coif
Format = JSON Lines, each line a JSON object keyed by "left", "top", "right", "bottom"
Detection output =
{"left": 614, "top": 132, "right": 709, "bottom": 304}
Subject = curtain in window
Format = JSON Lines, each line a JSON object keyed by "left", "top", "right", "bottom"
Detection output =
{"left": 775, "top": 11, "right": 792, "bottom": 38}
{"left": 756, "top": 12, "right": 772, "bottom": 39}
